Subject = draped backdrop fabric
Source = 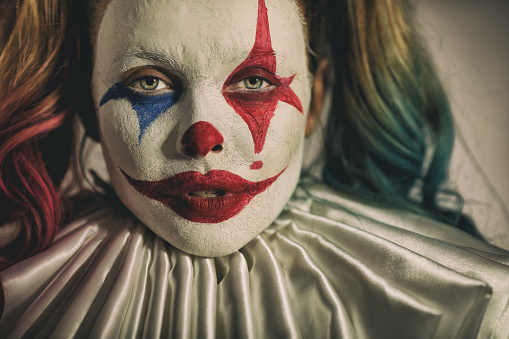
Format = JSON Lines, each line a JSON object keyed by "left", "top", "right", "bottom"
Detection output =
{"left": 1, "top": 181, "right": 508, "bottom": 338}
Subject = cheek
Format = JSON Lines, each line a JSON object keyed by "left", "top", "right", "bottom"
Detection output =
{"left": 264, "top": 106, "right": 306, "bottom": 155}
{"left": 97, "top": 102, "right": 164, "bottom": 176}
{"left": 268, "top": 125, "right": 305, "bottom": 176}
{"left": 98, "top": 103, "right": 139, "bottom": 153}
{"left": 99, "top": 83, "right": 181, "bottom": 144}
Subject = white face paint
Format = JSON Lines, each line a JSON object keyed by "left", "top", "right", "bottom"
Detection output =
{"left": 92, "top": 0, "right": 312, "bottom": 256}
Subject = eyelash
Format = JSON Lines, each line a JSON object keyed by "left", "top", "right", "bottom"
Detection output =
{"left": 124, "top": 67, "right": 278, "bottom": 95}
{"left": 235, "top": 76, "right": 272, "bottom": 91}
{"left": 123, "top": 67, "right": 177, "bottom": 96}
{"left": 225, "top": 67, "right": 281, "bottom": 93}
{"left": 129, "top": 76, "right": 172, "bottom": 93}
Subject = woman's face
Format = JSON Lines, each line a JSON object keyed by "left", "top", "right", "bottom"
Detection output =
{"left": 92, "top": 0, "right": 312, "bottom": 256}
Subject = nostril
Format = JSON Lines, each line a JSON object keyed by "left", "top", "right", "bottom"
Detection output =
{"left": 181, "top": 121, "right": 225, "bottom": 157}
{"left": 183, "top": 145, "right": 198, "bottom": 157}
{"left": 211, "top": 144, "right": 223, "bottom": 153}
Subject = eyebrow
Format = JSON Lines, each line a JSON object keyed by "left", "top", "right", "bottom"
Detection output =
{"left": 124, "top": 50, "right": 178, "bottom": 67}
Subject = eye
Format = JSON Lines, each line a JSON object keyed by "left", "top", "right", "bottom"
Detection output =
{"left": 224, "top": 67, "right": 281, "bottom": 93}
{"left": 139, "top": 77, "right": 165, "bottom": 90}
{"left": 132, "top": 76, "right": 171, "bottom": 92}
{"left": 123, "top": 68, "right": 176, "bottom": 95}
{"left": 242, "top": 76, "right": 270, "bottom": 90}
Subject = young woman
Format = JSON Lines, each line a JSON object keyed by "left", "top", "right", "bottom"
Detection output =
{"left": 1, "top": 0, "right": 508, "bottom": 337}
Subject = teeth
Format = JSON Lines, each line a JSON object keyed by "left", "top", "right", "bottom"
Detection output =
{"left": 188, "top": 190, "right": 226, "bottom": 198}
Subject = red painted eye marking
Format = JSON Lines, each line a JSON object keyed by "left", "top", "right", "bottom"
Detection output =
{"left": 222, "top": 0, "right": 303, "bottom": 154}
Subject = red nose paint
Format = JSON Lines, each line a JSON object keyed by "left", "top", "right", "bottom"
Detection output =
{"left": 181, "top": 121, "right": 224, "bottom": 157}
{"left": 222, "top": 0, "right": 303, "bottom": 154}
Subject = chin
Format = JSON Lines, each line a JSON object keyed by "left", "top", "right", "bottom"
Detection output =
{"left": 112, "top": 156, "right": 302, "bottom": 257}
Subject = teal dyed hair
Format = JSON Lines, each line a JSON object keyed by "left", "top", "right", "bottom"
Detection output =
{"left": 302, "top": 0, "right": 478, "bottom": 233}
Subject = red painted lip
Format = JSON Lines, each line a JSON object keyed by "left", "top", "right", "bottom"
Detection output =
{"left": 120, "top": 168, "right": 286, "bottom": 223}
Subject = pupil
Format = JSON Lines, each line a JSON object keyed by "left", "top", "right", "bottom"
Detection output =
{"left": 141, "top": 77, "right": 158, "bottom": 90}
{"left": 244, "top": 77, "right": 262, "bottom": 89}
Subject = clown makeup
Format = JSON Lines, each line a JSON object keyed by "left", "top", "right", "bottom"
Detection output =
{"left": 92, "top": 0, "right": 312, "bottom": 256}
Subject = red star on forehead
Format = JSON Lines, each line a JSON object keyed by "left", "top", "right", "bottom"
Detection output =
{"left": 222, "top": 0, "right": 303, "bottom": 154}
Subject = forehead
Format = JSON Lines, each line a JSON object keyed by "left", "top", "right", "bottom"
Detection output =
{"left": 97, "top": 0, "right": 307, "bottom": 75}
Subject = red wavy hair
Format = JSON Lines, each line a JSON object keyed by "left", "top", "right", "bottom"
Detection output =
{"left": 0, "top": 0, "right": 77, "bottom": 269}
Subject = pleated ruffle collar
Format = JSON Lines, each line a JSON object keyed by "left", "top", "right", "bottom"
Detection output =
{"left": 1, "top": 182, "right": 508, "bottom": 338}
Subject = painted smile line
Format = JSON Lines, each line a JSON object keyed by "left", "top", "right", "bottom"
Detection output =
{"left": 120, "top": 167, "right": 286, "bottom": 223}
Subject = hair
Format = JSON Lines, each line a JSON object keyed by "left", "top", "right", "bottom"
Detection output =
{"left": 302, "top": 0, "right": 479, "bottom": 233}
{"left": 0, "top": 0, "right": 479, "bottom": 269}
{"left": 0, "top": 0, "right": 90, "bottom": 269}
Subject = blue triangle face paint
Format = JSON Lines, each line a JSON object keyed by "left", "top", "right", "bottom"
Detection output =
{"left": 99, "top": 83, "right": 181, "bottom": 144}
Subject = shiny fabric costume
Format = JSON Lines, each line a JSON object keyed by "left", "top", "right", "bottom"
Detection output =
{"left": 1, "top": 180, "right": 508, "bottom": 338}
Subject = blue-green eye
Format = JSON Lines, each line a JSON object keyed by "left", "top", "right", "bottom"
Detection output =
{"left": 223, "top": 68, "right": 280, "bottom": 93}
{"left": 140, "top": 77, "right": 160, "bottom": 90}
{"left": 127, "top": 72, "right": 173, "bottom": 93}
{"left": 243, "top": 77, "right": 264, "bottom": 89}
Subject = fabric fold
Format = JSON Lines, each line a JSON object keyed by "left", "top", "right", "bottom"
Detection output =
{"left": 1, "top": 183, "right": 508, "bottom": 338}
